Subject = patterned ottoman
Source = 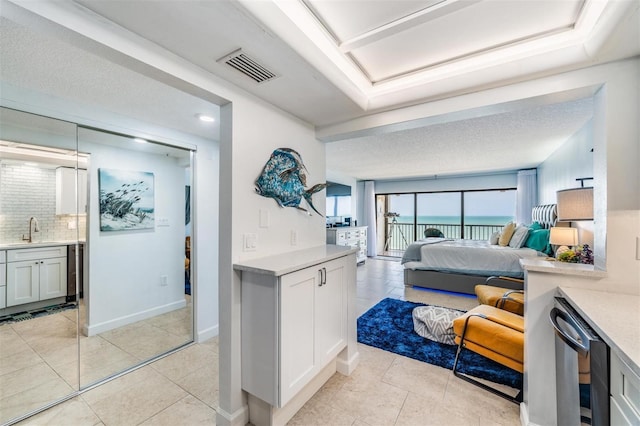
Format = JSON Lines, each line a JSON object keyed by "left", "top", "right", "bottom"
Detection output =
{"left": 412, "top": 305, "right": 464, "bottom": 345}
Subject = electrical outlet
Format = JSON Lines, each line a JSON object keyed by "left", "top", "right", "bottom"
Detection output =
{"left": 290, "top": 230, "right": 297, "bottom": 246}
{"left": 160, "top": 275, "right": 168, "bottom": 286}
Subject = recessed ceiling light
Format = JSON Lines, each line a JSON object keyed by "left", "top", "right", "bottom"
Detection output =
{"left": 133, "top": 138, "right": 148, "bottom": 144}
{"left": 24, "top": 162, "right": 38, "bottom": 166}
{"left": 196, "top": 113, "right": 215, "bottom": 123}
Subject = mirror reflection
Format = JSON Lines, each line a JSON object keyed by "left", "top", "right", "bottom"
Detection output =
{"left": 0, "top": 108, "right": 194, "bottom": 424}
{"left": 0, "top": 107, "right": 80, "bottom": 423}
{"left": 77, "top": 126, "right": 193, "bottom": 389}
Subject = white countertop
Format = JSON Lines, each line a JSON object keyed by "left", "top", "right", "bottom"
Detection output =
{"left": 520, "top": 257, "right": 608, "bottom": 278}
{"left": 233, "top": 245, "right": 357, "bottom": 276}
{"left": 0, "top": 240, "right": 84, "bottom": 250}
{"left": 559, "top": 287, "right": 640, "bottom": 376}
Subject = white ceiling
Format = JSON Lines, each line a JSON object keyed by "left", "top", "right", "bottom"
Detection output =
{"left": 1, "top": 0, "right": 638, "bottom": 181}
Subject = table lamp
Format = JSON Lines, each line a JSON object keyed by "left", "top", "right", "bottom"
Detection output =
{"left": 549, "top": 227, "right": 578, "bottom": 257}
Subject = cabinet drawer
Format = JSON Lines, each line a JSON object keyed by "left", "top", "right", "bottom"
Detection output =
{"left": 7, "top": 246, "right": 67, "bottom": 262}
{"left": 611, "top": 353, "right": 640, "bottom": 425}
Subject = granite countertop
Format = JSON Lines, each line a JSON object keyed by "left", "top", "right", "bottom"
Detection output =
{"left": 0, "top": 240, "right": 85, "bottom": 250}
{"left": 233, "top": 244, "right": 357, "bottom": 276}
{"left": 559, "top": 287, "right": 640, "bottom": 377}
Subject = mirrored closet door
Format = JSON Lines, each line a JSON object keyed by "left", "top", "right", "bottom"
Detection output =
{"left": 0, "top": 107, "right": 195, "bottom": 424}
{"left": 77, "top": 126, "right": 194, "bottom": 389}
{"left": 0, "top": 107, "right": 81, "bottom": 424}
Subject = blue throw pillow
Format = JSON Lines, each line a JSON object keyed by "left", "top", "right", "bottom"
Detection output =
{"left": 525, "top": 228, "right": 551, "bottom": 254}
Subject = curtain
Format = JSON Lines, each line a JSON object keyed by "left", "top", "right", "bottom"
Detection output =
{"left": 516, "top": 169, "right": 537, "bottom": 224}
{"left": 364, "top": 181, "right": 377, "bottom": 257}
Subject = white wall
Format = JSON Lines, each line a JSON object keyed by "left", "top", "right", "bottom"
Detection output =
{"left": 538, "top": 119, "right": 594, "bottom": 203}
{"left": 538, "top": 119, "right": 595, "bottom": 246}
{"left": 83, "top": 136, "right": 186, "bottom": 335}
{"left": 374, "top": 172, "right": 517, "bottom": 194}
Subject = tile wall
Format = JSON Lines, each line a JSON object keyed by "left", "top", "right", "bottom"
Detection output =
{"left": 0, "top": 163, "right": 86, "bottom": 243}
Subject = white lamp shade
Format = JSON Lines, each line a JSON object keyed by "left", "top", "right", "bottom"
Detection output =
{"left": 557, "top": 187, "right": 593, "bottom": 221}
{"left": 549, "top": 227, "right": 579, "bottom": 246}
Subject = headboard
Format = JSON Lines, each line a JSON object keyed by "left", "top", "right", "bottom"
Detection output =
{"left": 531, "top": 204, "right": 557, "bottom": 229}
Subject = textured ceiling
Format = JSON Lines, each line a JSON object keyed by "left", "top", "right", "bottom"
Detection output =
{"left": 0, "top": 1, "right": 633, "bottom": 182}
{"left": 0, "top": 17, "right": 220, "bottom": 144}
{"left": 326, "top": 97, "right": 594, "bottom": 180}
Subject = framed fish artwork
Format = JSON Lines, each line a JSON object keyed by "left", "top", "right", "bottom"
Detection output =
{"left": 255, "top": 148, "right": 326, "bottom": 216}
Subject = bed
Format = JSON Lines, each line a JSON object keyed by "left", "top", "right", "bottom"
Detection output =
{"left": 402, "top": 204, "right": 557, "bottom": 294}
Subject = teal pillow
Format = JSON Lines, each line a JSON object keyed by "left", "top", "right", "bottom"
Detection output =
{"left": 529, "top": 221, "right": 543, "bottom": 231}
{"left": 525, "top": 228, "right": 551, "bottom": 254}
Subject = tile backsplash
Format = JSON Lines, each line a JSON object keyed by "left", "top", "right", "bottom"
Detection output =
{"left": 0, "top": 163, "right": 86, "bottom": 243}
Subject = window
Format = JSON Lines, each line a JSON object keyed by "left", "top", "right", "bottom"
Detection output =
{"left": 464, "top": 190, "right": 515, "bottom": 240}
{"left": 417, "top": 192, "right": 461, "bottom": 238}
{"left": 377, "top": 188, "right": 516, "bottom": 255}
{"left": 326, "top": 195, "right": 351, "bottom": 217}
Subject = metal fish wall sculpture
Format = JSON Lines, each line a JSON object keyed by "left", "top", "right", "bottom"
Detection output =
{"left": 255, "top": 148, "right": 326, "bottom": 216}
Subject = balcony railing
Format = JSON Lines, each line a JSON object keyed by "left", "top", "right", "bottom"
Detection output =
{"left": 383, "top": 222, "right": 504, "bottom": 253}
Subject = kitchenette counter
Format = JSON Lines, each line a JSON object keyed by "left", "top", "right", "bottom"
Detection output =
{"left": 0, "top": 240, "right": 84, "bottom": 250}
{"left": 559, "top": 286, "right": 640, "bottom": 377}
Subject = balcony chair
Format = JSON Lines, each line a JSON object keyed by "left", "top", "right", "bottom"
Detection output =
{"left": 452, "top": 304, "right": 524, "bottom": 403}
{"left": 424, "top": 227, "right": 445, "bottom": 238}
{"left": 475, "top": 276, "right": 525, "bottom": 316}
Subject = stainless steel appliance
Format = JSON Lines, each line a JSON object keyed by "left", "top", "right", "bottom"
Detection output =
{"left": 550, "top": 297, "right": 609, "bottom": 425}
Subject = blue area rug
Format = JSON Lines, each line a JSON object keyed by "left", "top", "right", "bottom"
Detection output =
{"left": 357, "top": 298, "right": 523, "bottom": 389}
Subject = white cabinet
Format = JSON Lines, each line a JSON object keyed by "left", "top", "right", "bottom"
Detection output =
{"left": 0, "top": 250, "right": 5, "bottom": 309}
{"left": 6, "top": 246, "right": 67, "bottom": 307}
{"left": 278, "top": 256, "right": 347, "bottom": 404}
{"left": 56, "top": 167, "right": 87, "bottom": 215}
{"left": 610, "top": 352, "right": 640, "bottom": 425}
{"left": 326, "top": 226, "right": 367, "bottom": 264}
{"left": 237, "top": 245, "right": 357, "bottom": 416}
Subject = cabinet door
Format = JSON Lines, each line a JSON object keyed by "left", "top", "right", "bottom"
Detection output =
{"left": 316, "top": 257, "right": 347, "bottom": 365}
{"left": 39, "top": 257, "right": 67, "bottom": 301}
{"left": 56, "top": 167, "right": 88, "bottom": 215}
{"left": 279, "top": 266, "right": 318, "bottom": 406}
{"left": 6, "top": 260, "right": 39, "bottom": 306}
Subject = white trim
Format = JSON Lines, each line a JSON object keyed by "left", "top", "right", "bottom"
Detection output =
{"left": 215, "top": 404, "right": 249, "bottom": 426}
{"left": 85, "top": 299, "right": 186, "bottom": 336}
{"left": 197, "top": 324, "right": 219, "bottom": 343}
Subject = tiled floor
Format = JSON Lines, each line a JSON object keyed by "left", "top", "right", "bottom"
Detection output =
{"left": 8, "top": 258, "right": 520, "bottom": 425}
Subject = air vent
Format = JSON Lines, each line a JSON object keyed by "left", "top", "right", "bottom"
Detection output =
{"left": 217, "top": 49, "right": 278, "bottom": 84}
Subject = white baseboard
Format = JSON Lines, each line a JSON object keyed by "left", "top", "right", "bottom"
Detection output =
{"left": 520, "top": 402, "right": 543, "bottom": 426}
{"left": 336, "top": 351, "right": 360, "bottom": 376}
{"left": 85, "top": 299, "right": 187, "bottom": 336}
{"left": 197, "top": 324, "right": 219, "bottom": 343}
{"left": 216, "top": 404, "right": 249, "bottom": 426}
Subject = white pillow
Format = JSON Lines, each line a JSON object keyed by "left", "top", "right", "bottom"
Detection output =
{"left": 509, "top": 225, "right": 530, "bottom": 248}
{"left": 488, "top": 231, "right": 500, "bottom": 245}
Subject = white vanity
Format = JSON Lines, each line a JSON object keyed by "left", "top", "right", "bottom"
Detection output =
{"left": 234, "top": 245, "right": 359, "bottom": 426}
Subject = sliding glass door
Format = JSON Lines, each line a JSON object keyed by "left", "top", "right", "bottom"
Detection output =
{"left": 377, "top": 189, "right": 516, "bottom": 256}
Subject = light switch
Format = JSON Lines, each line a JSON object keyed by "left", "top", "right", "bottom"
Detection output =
{"left": 244, "top": 233, "right": 257, "bottom": 251}
{"left": 157, "top": 217, "right": 170, "bottom": 227}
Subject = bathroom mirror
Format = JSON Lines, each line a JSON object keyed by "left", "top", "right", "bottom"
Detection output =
{"left": 0, "top": 107, "right": 81, "bottom": 424}
{"left": 0, "top": 107, "right": 195, "bottom": 423}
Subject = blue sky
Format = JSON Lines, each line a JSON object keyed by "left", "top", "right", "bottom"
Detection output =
{"left": 388, "top": 190, "right": 516, "bottom": 217}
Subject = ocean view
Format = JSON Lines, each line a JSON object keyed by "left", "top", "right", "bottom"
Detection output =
{"left": 393, "top": 216, "right": 513, "bottom": 226}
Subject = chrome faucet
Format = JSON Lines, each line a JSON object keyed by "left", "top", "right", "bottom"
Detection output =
{"left": 22, "top": 216, "right": 40, "bottom": 243}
